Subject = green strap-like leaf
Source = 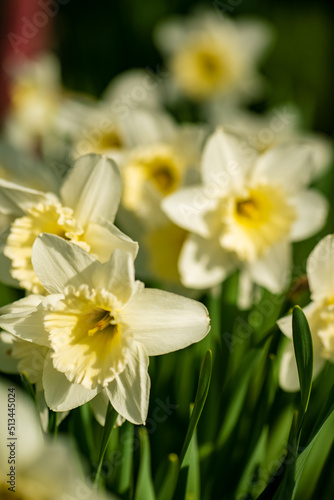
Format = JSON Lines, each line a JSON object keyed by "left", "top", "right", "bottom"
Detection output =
{"left": 157, "top": 454, "right": 180, "bottom": 500}
{"left": 118, "top": 420, "right": 134, "bottom": 496}
{"left": 183, "top": 425, "right": 201, "bottom": 500}
{"left": 292, "top": 306, "right": 313, "bottom": 418}
{"left": 134, "top": 427, "right": 156, "bottom": 500}
{"left": 179, "top": 349, "right": 212, "bottom": 465}
{"left": 94, "top": 402, "right": 118, "bottom": 487}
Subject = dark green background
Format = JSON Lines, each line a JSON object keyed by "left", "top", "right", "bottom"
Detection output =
{"left": 55, "top": 0, "right": 334, "bottom": 135}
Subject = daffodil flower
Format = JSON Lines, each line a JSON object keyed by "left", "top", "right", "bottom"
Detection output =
{"left": 278, "top": 235, "right": 334, "bottom": 391}
{"left": 162, "top": 128, "right": 328, "bottom": 296}
{"left": 5, "top": 53, "right": 62, "bottom": 152}
{"left": 154, "top": 10, "right": 272, "bottom": 102}
{"left": 0, "top": 380, "right": 117, "bottom": 500}
{"left": 0, "top": 153, "right": 137, "bottom": 293}
{"left": 0, "top": 234, "right": 210, "bottom": 424}
{"left": 206, "top": 104, "right": 333, "bottom": 179}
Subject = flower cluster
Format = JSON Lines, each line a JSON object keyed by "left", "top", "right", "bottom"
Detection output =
{"left": 0, "top": 3, "right": 333, "bottom": 499}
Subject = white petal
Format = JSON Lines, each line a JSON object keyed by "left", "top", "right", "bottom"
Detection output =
{"left": 304, "top": 133, "right": 333, "bottom": 179}
{"left": 0, "top": 332, "right": 19, "bottom": 373}
{"left": 0, "top": 179, "right": 48, "bottom": 215}
{"left": 248, "top": 242, "right": 291, "bottom": 294}
{"left": 32, "top": 234, "right": 96, "bottom": 294}
{"left": 106, "top": 342, "right": 150, "bottom": 425}
{"left": 279, "top": 338, "right": 326, "bottom": 392}
{"left": 252, "top": 142, "right": 315, "bottom": 194}
{"left": 60, "top": 154, "right": 122, "bottom": 227}
{"left": 92, "top": 249, "right": 139, "bottom": 305}
{"left": 103, "top": 70, "right": 162, "bottom": 110}
{"left": 237, "top": 269, "right": 254, "bottom": 310}
{"left": 0, "top": 295, "right": 50, "bottom": 346}
{"left": 236, "top": 18, "right": 273, "bottom": 62}
{"left": 162, "top": 185, "right": 219, "bottom": 238}
{"left": 0, "top": 241, "right": 21, "bottom": 288}
{"left": 201, "top": 128, "right": 253, "bottom": 195}
{"left": 84, "top": 220, "right": 138, "bottom": 262}
{"left": 153, "top": 16, "right": 186, "bottom": 54}
{"left": 0, "top": 380, "right": 44, "bottom": 467}
{"left": 121, "top": 288, "right": 210, "bottom": 355}
{"left": 307, "top": 235, "right": 334, "bottom": 301}
{"left": 279, "top": 342, "right": 301, "bottom": 392}
{"left": 179, "top": 233, "right": 235, "bottom": 289}
{"left": 90, "top": 391, "right": 109, "bottom": 426}
{"left": 290, "top": 190, "right": 328, "bottom": 241}
{"left": 121, "top": 108, "right": 175, "bottom": 147}
{"left": 171, "top": 123, "right": 207, "bottom": 168}
{"left": 277, "top": 314, "right": 293, "bottom": 340}
{"left": 36, "top": 385, "right": 49, "bottom": 433}
{"left": 43, "top": 353, "right": 98, "bottom": 411}
{"left": 0, "top": 139, "right": 59, "bottom": 192}
{"left": 0, "top": 293, "right": 42, "bottom": 314}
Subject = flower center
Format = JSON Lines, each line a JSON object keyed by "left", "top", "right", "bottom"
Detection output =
{"left": 88, "top": 311, "right": 117, "bottom": 336}
{"left": 219, "top": 185, "right": 296, "bottom": 261}
{"left": 170, "top": 36, "right": 242, "bottom": 99}
{"left": 45, "top": 285, "right": 129, "bottom": 389}
{"left": 4, "top": 198, "right": 88, "bottom": 294}
{"left": 122, "top": 144, "right": 184, "bottom": 210}
{"left": 236, "top": 198, "right": 263, "bottom": 222}
{"left": 78, "top": 126, "right": 123, "bottom": 156}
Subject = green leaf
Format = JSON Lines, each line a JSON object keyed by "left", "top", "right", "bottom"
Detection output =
{"left": 134, "top": 427, "right": 156, "bottom": 500}
{"left": 217, "top": 348, "right": 262, "bottom": 448}
{"left": 183, "top": 425, "right": 201, "bottom": 500}
{"left": 256, "top": 411, "right": 299, "bottom": 500}
{"left": 94, "top": 403, "right": 118, "bottom": 487}
{"left": 294, "top": 410, "right": 334, "bottom": 500}
{"left": 292, "top": 306, "right": 313, "bottom": 418}
{"left": 295, "top": 408, "right": 334, "bottom": 487}
{"left": 308, "top": 384, "right": 334, "bottom": 443}
{"left": 118, "top": 421, "right": 134, "bottom": 496}
{"left": 157, "top": 454, "right": 179, "bottom": 500}
{"left": 179, "top": 350, "right": 212, "bottom": 465}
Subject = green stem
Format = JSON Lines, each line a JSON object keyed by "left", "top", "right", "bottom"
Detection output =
{"left": 48, "top": 410, "right": 58, "bottom": 438}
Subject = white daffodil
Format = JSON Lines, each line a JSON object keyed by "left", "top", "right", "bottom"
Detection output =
{"left": 0, "top": 153, "right": 137, "bottom": 293}
{"left": 162, "top": 128, "right": 328, "bottom": 296}
{"left": 206, "top": 104, "right": 333, "bottom": 179}
{"left": 0, "top": 234, "right": 210, "bottom": 424}
{"left": 0, "top": 140, "right": 60, "bottom": 233}
{"left": 154, "top": 10, "right": 272, "bottom": 103}
{"left": 114, "top": 110, "right": 206, "bottom": 288}
{"left": 4, "top": 53, "right": 62, "bottom": 152}
{"left": 55, "top": 68, "right": 165, "bottom": 163}
{"left": 0, "top": 380, "right": 117, "bottom": 500}
{"left": 118, "top": 111, "right": 206, "bottom": 225}
{"left": 278, "top": 235, "right": 334, "bottom": 391}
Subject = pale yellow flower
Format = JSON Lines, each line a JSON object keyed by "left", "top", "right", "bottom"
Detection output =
{"left": 4, "top": 53, "right": 62, "bottom": 151}
{"left": 0, "top": 154, "right": 137, "bottom": 293}
{"left": 0, "top": 379, "right": 117, "bottom": 500}
{"left": 278, "top": 235, "right": 334, "bottom": 391}
{"left": 155, "top": 10, "right": 272, "bottom": 102}
{"left": 0, "top": 234, "right": 210, "bottom": 424}
{"left": 162, "top": 128, "right": 328, "bottom": 294}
